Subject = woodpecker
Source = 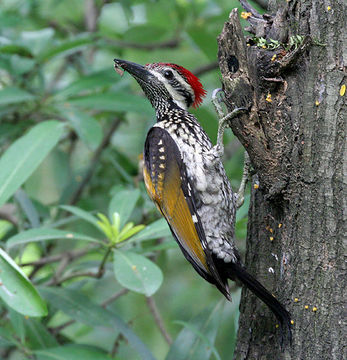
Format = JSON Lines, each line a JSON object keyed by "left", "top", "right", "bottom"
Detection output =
{"left": 113, "top": 59, "right": 292, "bottom": 345}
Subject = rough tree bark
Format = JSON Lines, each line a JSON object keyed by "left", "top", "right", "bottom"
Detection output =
{"left": 217, "top": 1, "right": 345, "bottom": 359}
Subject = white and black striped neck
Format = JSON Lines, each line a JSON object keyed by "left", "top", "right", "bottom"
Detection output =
{"left": 154, "top": 98, "right": 195, "bottom": 123}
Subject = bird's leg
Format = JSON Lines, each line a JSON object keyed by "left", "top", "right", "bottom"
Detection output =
{"left": 236, "top": 151, "right": 250, "bottom": 209}
{"left": 211, "top": 88, "right": 251, "bottom": 207}
{"left": 210, "top": 88, "right": 247, "bottom": 158}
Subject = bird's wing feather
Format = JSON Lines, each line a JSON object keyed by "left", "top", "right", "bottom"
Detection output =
{"left": 143, "top": 126, "right": 227, "bottom": 295}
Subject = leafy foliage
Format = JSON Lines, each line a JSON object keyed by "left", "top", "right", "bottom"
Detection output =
{"left": 0, "top": 0, "right": 252, "bottom": 358}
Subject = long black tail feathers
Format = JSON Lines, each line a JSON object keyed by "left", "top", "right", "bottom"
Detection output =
{"left": 227, "top": 262, "right": 292, "bottom": 348}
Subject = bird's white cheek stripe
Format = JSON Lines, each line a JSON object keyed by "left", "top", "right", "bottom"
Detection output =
{"left": 149, "top": 69, "right": 195, "bottom": 110}
{"left": 174, "top": 71, "right": 195, "bottom": 103}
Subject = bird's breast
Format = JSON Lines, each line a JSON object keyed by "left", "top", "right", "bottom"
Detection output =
{"left": 154, "top": 119, "right": 238, "bottom": 263}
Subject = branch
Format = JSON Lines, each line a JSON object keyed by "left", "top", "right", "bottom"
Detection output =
{"left": 47, "top": 246, "right": 112, "bottom": 285}
{"left": 21, "top": 247, "right": 92, "bottom": 267}
{"left": 146, "top": 296, "right": 172, "bottom": 345}
{"left": 50, "top": 319, "right": 75, "bottom": 335}
{"left": 193, "top": 61, "right": 219, "bottom": 77}
{"left": 84, "top": 0, "right": 99, "bottom": 32}
{"left": 102, "top": 289, "right": 129, "bottom": 308}
{"left": 69, "top": 118, "right": 121, "bottom": 205}
{"left": 0, "top": 204, "right": 18, "bottom": 227}
{"left": 111, "top": 332, "right": 125, "bottom": 357}
{"left": 49, "top": 270, "right": 101, "bottom": 285}
{"left": 105, "top": 37, "right": 180, "bottom": 51}
{"left": 84, "top": 0, "right": 104, "bottom": 62}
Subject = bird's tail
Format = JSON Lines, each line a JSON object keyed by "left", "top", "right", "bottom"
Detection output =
{"left": 227, "top": 261, "right": 292, "bottom": 347}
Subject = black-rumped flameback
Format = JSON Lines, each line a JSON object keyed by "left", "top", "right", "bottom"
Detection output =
{"left": 113, "top": 59, "right": 292, "bottom": 346}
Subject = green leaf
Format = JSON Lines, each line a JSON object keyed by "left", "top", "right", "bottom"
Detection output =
{"left": 38, "top": 36, "right": 95, "bottom": 62}
{"left": 0, "top": 121, "right": 64, "bottom": 208}
{"left": 113, "top": 250, "right": 163, "bottom": 296}
{"left": 118, "top": 224, "right": 145, "bottom": 243}
{"left": 9, "top": 309, "right": 26, "bottom": 343}
{"left": 0, "top": 248, "right": 47, "bottom": 317}
{"left": 59, "top": 205, "right": 99, "bottom": 226}
{"left": 10, "top": 55, "right": 36, "bottom": 75}
{"left": 39, "top": 286, "right": 156, "bottom": 360}
{"left": 173, "top": 320, "right": 222, "bottom": 360}
{"left": 66, "top": 92, "right": 153, "bottom": 115}
{"left": 0, "top": 44, "right": 33, "bottom": 58}
{"left": 112, "top": 212, "right": 120, "bottom": 233}
{"left": 6, "top": 228, "right": 102, "bottom": 249}
{"left": 14, "top": 188, "right": 40, "bottom": 228}
{"left": 25, "top": 318, "right": 58, "bottom": 349}
{"left": 61, "top": 108, "right": 103, "bottom": 149}
{"left": 20, "top": 28, "right": 55, "bottom": 56}
{"left": 0, "top": 86, "right": 36, "bottom": 106}
{"left": 0, "top": 327, "right": 17, "bottom": 347}
{"left": 140, "top": 240, "right": 177, "bottom": 254}
{"left": 98, "top": 3, "right": 130, "bottom": 34}
{"left": 123, "top": 24, "right": 168, "bottom": 43}
{"left": 0, "top": 220, "right": 13, "bottom": 240}
{"left": 96, "top": 213, "right": 114, "bottom": 240}
{"left": 187, "top": 25, "right": 218, "bottom": 62}
{"left": 128, "top": 218, "right": 171, "bottom": 243}
{"left": 39, "top": 287, "right": 110, "bottom": 328}
{"left": 35, "top": 344, "right": 110, "bottom": 360}
{"left": 54, "top": 69, "right": 116, "bottom": 99}
{"left": 166, "top": 301, "right": 224, "bottom": 360}
{"left": 109, "top": 188, "right": 140, "bottom": 228}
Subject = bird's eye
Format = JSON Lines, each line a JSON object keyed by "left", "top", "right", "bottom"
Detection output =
{"left": 163, "top": 70, "right": 173, "bottom": 79}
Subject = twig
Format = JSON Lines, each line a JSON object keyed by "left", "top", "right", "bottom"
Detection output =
{"left": 146, "top": 296, "right": 172, "bottom": 345}
{"left": 193, "top": 61, "right": 219, "bottom": 77}
{"left": 84, "top": 0, "right": 103, "bottom": 62}
{"left": 49, "top": 246, "right": 112, "bottom": 285}
{"left": 46, "top": 60, "right": 69, "bottom": 93}
{"left": 98, "top": 247, "right": 112, "bottom": 275}
{"left": 49, "top": 255, "right": 72, "bottom": 285}
{"left": 21, "top": 247, "right": 92, "bottom": 267}
{"left": 102, "top": 289, "right": 129, "bottom": 308}
{"left": 0, "top": 204, "right": 18, "bottom": 226}
{"left": 28, "top": 245, "right": 95, "bottom": 280}
{"left": 111, "top": 333, "right": 125, "bottom": 357}
{"left": 84, "top": 0, "right": 99, "bottom": 32}
{"left": 50, "top": 319, "right": 75, "bottom": 335}
{"left": 105, "top": 37, "right": 180, "bottom": 51}
{"left": 69, "top": 118, "right": 121, "bottom": 205}
{"left": 49, "top": 270, "right": 101, "bottom": 285}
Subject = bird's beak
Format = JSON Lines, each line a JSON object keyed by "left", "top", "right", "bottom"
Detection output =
{"left": 113, "top": 59, "right": 151, "bottom": 81}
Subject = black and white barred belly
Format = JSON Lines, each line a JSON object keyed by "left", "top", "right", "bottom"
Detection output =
{"left": 154, "top": 111, "right": 239, "bottom": 263}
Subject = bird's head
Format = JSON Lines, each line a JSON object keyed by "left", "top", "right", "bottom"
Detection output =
{"left": 114, "top": 59, "right": 206, "bottom": 111}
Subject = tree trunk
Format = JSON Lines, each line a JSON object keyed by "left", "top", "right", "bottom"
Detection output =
{"left": 217, "top": 1, "right": 346, "bottom": 359}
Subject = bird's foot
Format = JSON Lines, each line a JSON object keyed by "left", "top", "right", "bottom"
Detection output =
{"left": 211, "top": 88, "right": 247, "bottom": 150}
{"left": 236, "top": 152, "right": 251, "bottom": 209}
